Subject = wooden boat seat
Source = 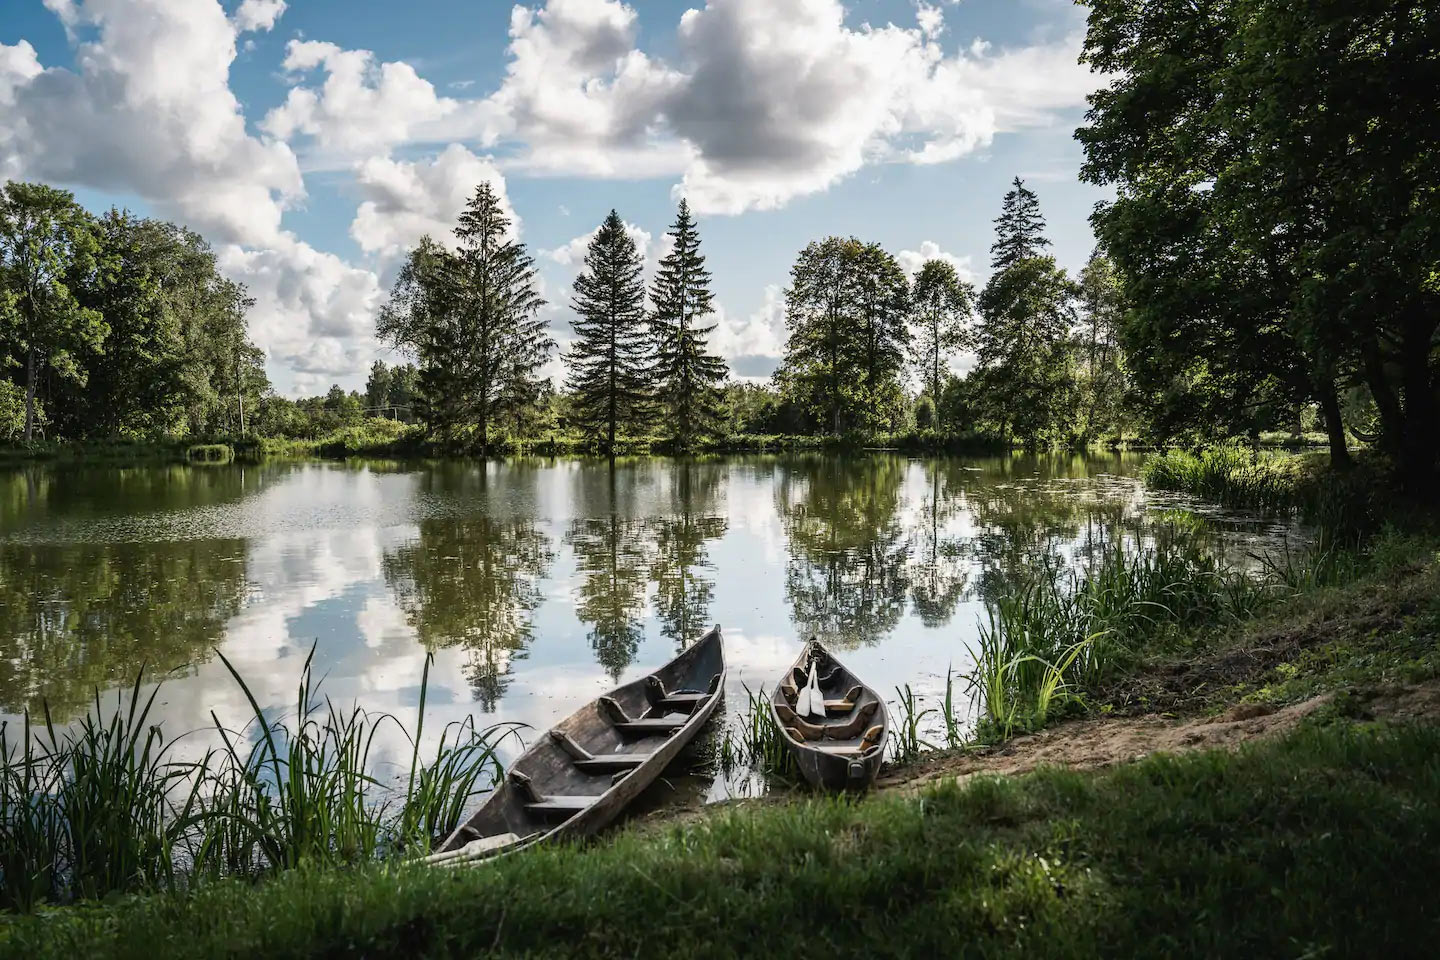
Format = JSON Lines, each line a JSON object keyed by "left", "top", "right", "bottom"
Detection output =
{"left": 509, "top": 770, "right": 603, "bottom": 818}
{"left": 644, "top": 672, "right": 722, "bottom": 713}
{"left": 776, "top": 700, "right": 880, "bottom": 742}
{"left": 599, "top": 696, "right": 687, "bottom": 737}
{"left": 779, "top": 680, "right": 862, "bottom": 715}
{"left": 547, "top": 730, "right": 658, "bottom": 771}
{"left": 808, "top": 725, "right": 885, "bottom": 756}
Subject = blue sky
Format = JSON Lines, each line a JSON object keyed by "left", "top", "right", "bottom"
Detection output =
{"left": 0, "top": 0, "right": 1108, "bottom": 394}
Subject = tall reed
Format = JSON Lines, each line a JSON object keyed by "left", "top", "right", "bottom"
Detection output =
{"left": 0, "top": 650, "right": 519, "bottom": 911}
{"left": 715, "top": 684, "right": 797, "bottom": 780}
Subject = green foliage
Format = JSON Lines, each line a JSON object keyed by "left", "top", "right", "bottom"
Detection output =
{"left": 1073, "top": 252, "right": 1129, "bottom": 442}
{"left": 649, "top": 200, "right": 728, "bottom": 449}
{"left": 1079, "top": 0, "right": 1439, "bottom": 482}
{"left": 567, "top": 210, "right": 653, "bottom": 451}
{"left": 0, "top": 181, "right": 106, "bottom": 443}
{"left": 778, "top": 237, "right": 911, "bottom": 435}
{"left": 908, "top": 258, "right": 974, "bottom": 404}
{"left": 377, "top": 183, "right": 551, "bottom": 451}
{"left": 971, "top": 255, "right": 1079, "bottom": 444}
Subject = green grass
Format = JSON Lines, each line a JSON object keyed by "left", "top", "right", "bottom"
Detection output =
{"left": 6, "top": 721, "right": 1439, "bottom": 958}
{"left": 960, "top": 528, "right": 1289, "bottom": 740}
{"left": 0, "top": 649, "right": 519, "bottom": 911}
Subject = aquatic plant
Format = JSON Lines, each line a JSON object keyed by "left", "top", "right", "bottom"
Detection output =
{"left": 0, "top": 651, "right": 520, "bottom": 911}
{"left": 889, "top": 684, "right": 936, "bottom": 765}
{"left": 714, "top": 684, "right": 797, "bottom": 780}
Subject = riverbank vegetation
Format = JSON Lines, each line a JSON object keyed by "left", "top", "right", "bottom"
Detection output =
{"left": 0, "top": 650, "right": 518, "bottom": 912}
{"left": 6, "top": 720, "right": 1439, "bottom": 958}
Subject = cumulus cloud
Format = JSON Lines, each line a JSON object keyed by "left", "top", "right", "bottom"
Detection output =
{"left": 896, "top": 240, "right": 976, "bottom": 283}
{"left": 257, "top": 0, "right": 1095, "bottom": 214}
{"left": 0, "top": 0, "right": 302, "bottom": 246}
{"left": 233, "top": 0, "right": 286, "bottom": 33}
{"left": 218, "top": 235, "right": 385, "bottom": 388}
{"left": 709, "top": 283, "right": 786, "bottom": 371}
{"left": 349, "top": 144, "right": 515, "bottom": 258}
{"left": 262, "top": 40, "right": 476, "bottom": 165}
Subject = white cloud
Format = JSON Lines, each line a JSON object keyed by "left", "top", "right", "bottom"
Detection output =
{"left": 349, "top": 144, "right": 515, "bottom": 258}
{"left": 485, "top": 0, "right": 689, "bottom": 177}
{"left": 915, "top": 2, "right": 946, "bottom": 40}
{"left": 0, "top": 0, "right": 302, "bottom": 246}
{"left": 233, "top": 0, "right": 287, "bottom": 33}
{"left": 262, "top": 40, "right": 474, "bottom": 165}
{"left": 896, "top": 240, "right": 976, "bottom": 283}
{"left": 218, "top": 235, "right": 385, "bottom": 389}
{"left": 254, "top": 0, "right": 1095, "bottom": 215}
{"left": 710, "top": 283, "right": 785, "bottom": 363}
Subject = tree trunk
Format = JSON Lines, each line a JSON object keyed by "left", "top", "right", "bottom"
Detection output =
{"left": 1397, "top": 315, "right": 1438, "bottom": 490}
{"left": 23, "top": 346, "right": 36, "bottom": 444}
{"left": 1360, "top": 334, "right": 1404, "bottom": 455}
{"left": 1316, "top": 376, "right": 1350, "bottom": 469}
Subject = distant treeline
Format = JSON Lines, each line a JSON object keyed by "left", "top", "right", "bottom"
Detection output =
{"left": 14, "top": 0, "right": 1431, "bottom": 471}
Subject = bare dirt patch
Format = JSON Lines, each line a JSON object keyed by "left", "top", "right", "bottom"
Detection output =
{"left": 875, "top": 678, "right": 1440, "bottom": 793}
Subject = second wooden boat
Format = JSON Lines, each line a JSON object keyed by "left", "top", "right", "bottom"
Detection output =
{"left": 770, "top": 638, "right": 888, "bottom": 790}
{"left": 425, "top": 625, "right": 726, "bottom": 867}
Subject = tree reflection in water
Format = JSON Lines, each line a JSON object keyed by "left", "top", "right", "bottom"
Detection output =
{"left": 381, "top": 465, "right": 553, "bottom": 710}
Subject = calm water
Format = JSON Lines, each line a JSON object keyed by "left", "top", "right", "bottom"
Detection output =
{"left": 0, "top": 454, "right": 1301, "bottom": 799}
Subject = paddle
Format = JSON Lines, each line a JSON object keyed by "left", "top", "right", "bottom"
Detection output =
{"left": 804, "top": 662, "right": 826, "bottom": 719}
{"left": 795, "top": 662, "right": 814, "bottom": 717}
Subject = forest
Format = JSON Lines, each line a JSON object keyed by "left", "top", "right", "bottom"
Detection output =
{"left": 3, "top": 1, "right": 1436, "bottom": 487}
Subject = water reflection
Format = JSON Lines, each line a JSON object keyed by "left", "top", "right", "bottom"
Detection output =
{"left": 0, "top": 539, "right": 247, "bottom": 717}
{"left": 649, "top": 462, "right": 727, "bottom": 650}
{"left": 777, "top": 456, "right": 912, "bottom": 648}
{"left": 383, "top": 514, "right": 552, "bottom": 710}
{"left": 0, "top": 453, "right": 1305, "bottom": 798}
{"left": 907, "top": 460, "right": 971, "bottom": 627}
{"left": 566, "top": 465, "right": 655, "bottom": 679}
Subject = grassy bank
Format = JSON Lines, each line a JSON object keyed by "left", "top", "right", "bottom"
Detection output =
{"left": 0, "top": 650, "right": 518, "bottom": 912}
{"left": 5, "top": 721, "right": 1438, "bottom": 958}
{"left": 4, "top": 423, "right": 1018, "bottom": 463}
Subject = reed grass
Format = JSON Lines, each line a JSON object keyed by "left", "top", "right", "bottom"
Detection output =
{"left": 715, "top": 684, "right": 797, "bottom": 781}
{"left": 1142, "top": 445, "right": 1302, "bottom": 512}
{"left": 0, "top": 649, "right": 519, "bottom": 911}
{"left": 889, "top": 685, "right": 935, "bottom": 764}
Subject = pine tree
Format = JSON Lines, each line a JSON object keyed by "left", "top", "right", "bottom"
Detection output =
{"left": 990, "top": 176, "right": 1051, "bottom": 270}
{"left": 649, "top": 200, "right": 728, "bottom": 449}
{"left": 909, "top": 259, "right": 975, "bottom": 404}
{"left": 567, "top": 210, "right": 652, "bottom": 451}
{"left": 377, "top": 182, "right": 551, "bottom": 451}
{"left": 453, "top": 183, "right": 550, "bottom": 452}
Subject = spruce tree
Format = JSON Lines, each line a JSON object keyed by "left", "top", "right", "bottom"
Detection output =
{"left": 567, "top": 210, "right": 652, "bottom": 451}
{"left": 377, "top": 182, "right": 551, "bottom": 451}
{"left": 909, "top": 259, "right": 975, "bottom": 404}
{"left": 990, "top": 176, "right": 1051, "bottom": 270}
{"left": 649, "top": 199, "right": 728, "bottom": 448}
{"left": 453, "top": 182, "right": 550, "bottom": 452}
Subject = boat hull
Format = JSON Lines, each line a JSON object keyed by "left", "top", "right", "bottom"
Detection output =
{"left": 770, "top": 639, "right": 888, "bottom": 791}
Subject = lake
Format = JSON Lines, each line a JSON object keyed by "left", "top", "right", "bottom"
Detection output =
{"left": 0, "top": 454, "right": 1302, "bottom": 800}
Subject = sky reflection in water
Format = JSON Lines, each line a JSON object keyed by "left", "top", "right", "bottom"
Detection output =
{"left": 0, "top": 454, "right": 1304, "bottom": 800}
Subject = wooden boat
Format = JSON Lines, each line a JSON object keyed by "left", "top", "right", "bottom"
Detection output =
{"left": 770, "top": 638, "right": 888, "bottom": 790}
{"left": 424, "top": 625, "right": 726, "bottom": 867}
